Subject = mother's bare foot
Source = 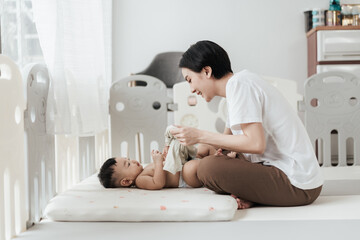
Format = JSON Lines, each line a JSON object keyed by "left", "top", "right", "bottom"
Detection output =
{"left": 231, "top": 194, "right": 254, "bottom": 209}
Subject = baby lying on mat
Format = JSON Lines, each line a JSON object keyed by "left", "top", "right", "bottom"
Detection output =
{"left": 98, "top": 125, "right": 203, "bottom": 190}
{"left": 98, "top": 125, "right": 239, "bottom": 190}
{"left": 98, "top": 150, "right": 201, "bottom": 190}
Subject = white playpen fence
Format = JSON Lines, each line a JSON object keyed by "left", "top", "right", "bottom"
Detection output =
{"left": 1, "top": 54, "right": 359, "bottom": 240}
{"left": 0, "top": 55, "right": 109, "bottom": 240}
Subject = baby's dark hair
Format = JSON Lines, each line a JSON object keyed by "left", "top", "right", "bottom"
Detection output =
{"left": 98, "top": 157, "right": 117, "bottom": 188}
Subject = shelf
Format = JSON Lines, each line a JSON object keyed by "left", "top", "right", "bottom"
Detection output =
{"left": 306, "top": 25, "right": 360, "bottom": 37}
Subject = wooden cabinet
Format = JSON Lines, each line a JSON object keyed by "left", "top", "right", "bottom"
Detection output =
{"left": 307, "top": 26, "right": 360, "bottom": 77}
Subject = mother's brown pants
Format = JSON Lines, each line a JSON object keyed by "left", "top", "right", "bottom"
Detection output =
{"left": 197, "top": 154, "right": 322, "bottom": 206}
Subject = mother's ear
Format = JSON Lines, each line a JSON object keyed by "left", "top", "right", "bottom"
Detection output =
{"left": 203, "top": 66, "right": 212, "bottom": 78}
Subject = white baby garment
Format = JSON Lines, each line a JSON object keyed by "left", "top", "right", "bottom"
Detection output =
{"left": 163, "top": 125, "right": 197, "bottom": 175}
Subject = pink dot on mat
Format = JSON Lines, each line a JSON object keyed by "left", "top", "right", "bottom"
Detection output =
{"left": 209, "top": 207, "right": 215, "bottom": 211}
{"left": 160, "top": 205, "right": 167, "bottom": 210}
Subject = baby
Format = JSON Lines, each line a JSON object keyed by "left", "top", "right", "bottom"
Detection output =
{"left": 99, "top": 125, "right": 203, "bottom": 190}
{"left": 98, "top": 150, "right": 202, "bottom": 190}
{"left": 98, "top": 126, "right": 240, "bottom": 190}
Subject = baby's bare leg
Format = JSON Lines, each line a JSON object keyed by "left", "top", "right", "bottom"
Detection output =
{"left": 182, "top": 160, "right": 202, "bottom": 188}
{"left": 196, "top": 144, "right": 218, "bottom": 158}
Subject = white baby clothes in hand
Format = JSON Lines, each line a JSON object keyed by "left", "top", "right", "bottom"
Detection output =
{"left": 163, "top": 125, "right": 197, "bottom": 175}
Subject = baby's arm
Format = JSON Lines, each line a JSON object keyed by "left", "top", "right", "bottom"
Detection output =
{"left": 196, "top": 144, "right": 218, "bottom": 158}
{"left": 135, "top": 150, "right": 166, "bottom": 190}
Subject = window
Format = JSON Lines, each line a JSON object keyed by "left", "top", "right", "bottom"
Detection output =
{"left": 0, "top": 0, "right": 44, "bottom": 67}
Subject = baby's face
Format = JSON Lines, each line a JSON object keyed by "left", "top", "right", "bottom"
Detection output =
{"left": 113, "top": 157, "right": 143, "bottom": 186}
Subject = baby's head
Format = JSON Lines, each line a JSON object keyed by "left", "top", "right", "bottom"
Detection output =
{"left": 98, "top": 157, "right": 143, "bottom": 188}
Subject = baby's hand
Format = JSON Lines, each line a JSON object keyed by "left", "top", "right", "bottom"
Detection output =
{"left": 151, "top": 150, "right": 164, "bottom": 165}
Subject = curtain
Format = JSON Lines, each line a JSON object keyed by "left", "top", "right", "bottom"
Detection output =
{"left": 32, "top": 0, "right": 111, "bottom": 135}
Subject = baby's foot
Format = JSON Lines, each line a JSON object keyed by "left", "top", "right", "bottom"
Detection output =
{"left": 162, "top": 146, "right": 169, "bottom": 158}
{"left": 227, "top": 151, "right": 237, "bottom": 158}
{"left": 231, "top": 194, "right": 254, "bottom": 209}
{"left": 215, "top": 148, "right": 223, "bottom": 156}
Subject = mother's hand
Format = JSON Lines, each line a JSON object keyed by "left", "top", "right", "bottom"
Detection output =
{"left": 170, "top": 125, "right": 200, "bottom": 146}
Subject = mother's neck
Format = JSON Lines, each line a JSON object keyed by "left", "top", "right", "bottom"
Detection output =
{"left": 214, "top": 72, "right": 233, "bottom": 98}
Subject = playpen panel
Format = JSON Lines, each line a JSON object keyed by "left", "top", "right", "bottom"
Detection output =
{"left": 95, "top": 130, "right": 110, "bottom": 170}
{"left": 55, "top": 135, "right": 79, "bottom": 194}
{"left": 303, "top": 71, "right": 360, "bottom": 167}
{"left": 55, "top": 135, "right": 99, "bottom": 193}
{"left": 1, "top": 57, "right": 112, "bottom": 238}
{"left": 23, "top": 64, "right": 56, "bottom": 227}
{"left": 79, "top": 136, "right": 95, "bottom": 181}
{"left": 55, "top": 135, "right": 103, "bottom": 191}
{"left": 22, "top": 63, "right": 102, "bottom": 225}
{"left": 0, "top": 55, "right": 27, "bottom": 240}
{"left": 110, "top": 75, "right": 172, "bottom": 163}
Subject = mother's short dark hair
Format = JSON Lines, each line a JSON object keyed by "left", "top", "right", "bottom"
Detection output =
{"left": 179, "top": 40, "right": 233, "bottom": 79}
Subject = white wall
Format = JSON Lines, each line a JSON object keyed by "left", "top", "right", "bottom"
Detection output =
{"left": 112, "top": 0, "right": 354, "bottom": 94}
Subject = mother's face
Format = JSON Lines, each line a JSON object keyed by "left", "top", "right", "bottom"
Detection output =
{"left": 181, "top": 67, "right": 214, "bottom": 102}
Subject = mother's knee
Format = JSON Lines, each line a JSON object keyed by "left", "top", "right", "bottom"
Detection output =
{"left": 197, "top": 155, "right": 228, "bottom": 194}
{"left": 197, "top": 156, "right": 226, "bottom": 182}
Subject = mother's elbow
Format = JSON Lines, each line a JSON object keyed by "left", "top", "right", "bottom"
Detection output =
{"left": 253, "top": 141, "right": 266, "bottom": 154}
{"left": 254, "top": 148, "right": 265, "bottom": 155}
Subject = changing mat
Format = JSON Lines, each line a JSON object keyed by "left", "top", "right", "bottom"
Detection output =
{"left": 44, "top": 174, "right": 238, "bottom": 222}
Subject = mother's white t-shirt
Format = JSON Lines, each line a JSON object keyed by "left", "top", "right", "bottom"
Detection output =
{"left": 226, "top": 70, "right": 323, "bottom": 190}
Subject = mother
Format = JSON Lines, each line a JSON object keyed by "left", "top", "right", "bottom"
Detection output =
{"left": 171, "top": 40, "right": 323, "bottom": 209}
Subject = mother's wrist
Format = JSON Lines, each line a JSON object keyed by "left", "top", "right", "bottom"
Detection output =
{"left": 197, "top": 129, "right": 210, "bottom": 144}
